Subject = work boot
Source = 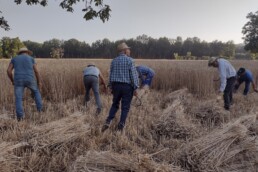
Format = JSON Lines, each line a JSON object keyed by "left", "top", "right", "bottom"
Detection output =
{"left": 96, "top": 108, "right": 101, "bottom": 115}
{"left": 224, "top": 106, "right": 230, "bottom": 111}
{"left": 116, "top": 123, "right": 124, "bottom": 131}
{"left": 17, "top": 117, "right": 23, "bottom": 122}
{"left": 101, "top": 123, "right": 109, "bottom": 132}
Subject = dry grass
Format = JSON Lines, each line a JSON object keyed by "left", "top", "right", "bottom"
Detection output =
{"left": 0, "top": 59, "right": 258, "bottom": 172}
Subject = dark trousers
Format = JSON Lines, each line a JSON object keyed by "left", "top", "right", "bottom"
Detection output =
{"left": 224, "top": 77, "right": 236, "bottom": 109}
{"left": 106, "top": 82, "right": 134, "bottom": 128}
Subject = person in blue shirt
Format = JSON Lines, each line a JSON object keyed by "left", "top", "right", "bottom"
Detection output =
{"left": 136, "top": 65, "right": 155, "bottom": 88}
{"left": 208, "top": 57, "right": 236, "bottom": 110}
{"left": 102, "top": 42, "right": 139, "bottom": 132}
{"left": 234, "top": 68, "right": 258, "bottom": 95}
{"left": 7, "top": 47, "right": 43, "bottom": 121}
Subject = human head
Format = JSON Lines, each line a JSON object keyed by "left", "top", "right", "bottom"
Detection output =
{"left": 208, "top": 57, "right": 219, "bottom": 67}
{"left": 117, "top": 42, "right": 131, "bottom": 56}
{"left": 237, "top": 68, "right": 246, "bottom": 76}
{"left": 18, "top": 47, "right": 32, "bottom": 55}
{"left": 87, "top": 62, "right": 96, "bottom": 67}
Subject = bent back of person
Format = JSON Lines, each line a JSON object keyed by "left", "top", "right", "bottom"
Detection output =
{"left": 11, "top": 55, "right": 35, "bottom": 81}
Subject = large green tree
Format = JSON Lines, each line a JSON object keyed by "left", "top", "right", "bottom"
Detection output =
{"left": 0, "top": 0, "right": 111, "bottom": 31}
{"left": 1, "top": 37, "right": 24, "bottom": 58}
{"left": 242, "top": 11, "right": 258, "bottom": 53}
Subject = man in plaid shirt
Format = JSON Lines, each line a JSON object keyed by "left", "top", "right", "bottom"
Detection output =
{"left": 102, "top": 42, "right": 139, "bottom": 132}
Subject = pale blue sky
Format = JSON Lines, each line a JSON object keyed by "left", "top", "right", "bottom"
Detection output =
{"left": 0, "top": 0, "right": 257, "bottom": 44}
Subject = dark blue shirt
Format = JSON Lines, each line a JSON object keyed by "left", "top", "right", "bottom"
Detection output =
{"left": 238, "top": 70, "right": 253, "bottom": 95}
{"left": 11, "top": 54, "right": 35, "bottom": 81}
{"left": 136, "top": 65, "right": 155, "bottom": 80}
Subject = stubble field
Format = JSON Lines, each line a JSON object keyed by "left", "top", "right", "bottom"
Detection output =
{"left": 0, "top": 59, "right": 258, "bottom": 172}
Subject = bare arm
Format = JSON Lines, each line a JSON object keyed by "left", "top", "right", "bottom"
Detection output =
{"left": 252, "top": 81, "right": 258, "bottom": 92}
{"left": 7, "top": 63, "right": 14, "bottom": 85}
{"left": 99, "top": 72, "right": 107, "bottom": 92}
{"left": 33, "top": 64, "right": 41, "bottom": 87}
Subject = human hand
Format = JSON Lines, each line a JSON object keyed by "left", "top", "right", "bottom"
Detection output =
{"left": 103, "top": 85, "right": 108, "bottom": 94}
{"left": 133, "top": 90, "right": 138, "bottom": 97}
{"left": 217, "top": 90, "right": 223, "bottom": 95}
{"left": 38, "top": 82, "right": 42, "bottom": 90}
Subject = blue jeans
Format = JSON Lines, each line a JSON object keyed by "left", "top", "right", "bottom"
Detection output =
{"left": 106, "top": 83, "right": 134, "bottom": 128}
{"left": 14, "top": 80, "right": 42, "bottom": 118}
{"left": 83, "top": 76, "right": 102, "bottom": 110}
{"left": 142, "top": 74, "right": 154, "bottom": 86}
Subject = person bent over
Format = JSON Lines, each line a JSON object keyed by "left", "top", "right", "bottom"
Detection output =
{"left": 208, "top": 57, "right": 236, "bottom": 111}
{"left": 7, "top": 47, "right": 43, "bottom": 121}
{"left": 83, "top": 62, "right": 107, "bottom": 115}
{"left": 136, "top": 65, "right": 155, "bottom": 88}
{"left": 234, "top": 67, "right": 258, "bottom": 95}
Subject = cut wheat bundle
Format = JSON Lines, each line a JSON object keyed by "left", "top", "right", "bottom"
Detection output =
{"left": 70, "top": 150, "right": 184, "bottom": 172}
{"left": 176, "top": 114, "right": 257, "bottom": 171}
{"left": 24, "top": 112, "right": 90, "bottom": 151}
{"left": 189, "top": 99, "right": 230, "bottom": 128}
{"left": 154, "top": 93, "right": 198, "bottom": 140}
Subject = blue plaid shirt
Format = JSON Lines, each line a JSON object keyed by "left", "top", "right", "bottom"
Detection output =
{"left": 109, "top": 53, "right": 139, "bottom": 90}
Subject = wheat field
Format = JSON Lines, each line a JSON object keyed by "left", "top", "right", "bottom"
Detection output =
{"left": 0, "top": 59, "right": 258, "bottom": 172}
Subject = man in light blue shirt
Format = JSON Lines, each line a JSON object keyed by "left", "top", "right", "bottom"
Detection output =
{"left": 83, "top": 62, "right": 107, "bottom": 115}
{"left": 208, "top": 57, "right": 236, "bottom": 110}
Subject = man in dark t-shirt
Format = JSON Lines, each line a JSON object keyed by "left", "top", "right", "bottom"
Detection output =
{"left": 234, "top": 67, "right": 258, "bottom": 95}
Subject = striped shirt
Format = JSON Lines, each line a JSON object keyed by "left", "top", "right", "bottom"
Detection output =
{"left": 109, "top": 53, "right": 139, "bottom": 90}
{"left": 218, "top": 58, "right": 236, "bottom": 92}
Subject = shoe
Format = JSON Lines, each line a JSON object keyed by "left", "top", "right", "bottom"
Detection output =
{"left": 17, "top": 117, "right": 23, "bottom": 122}
{"left": 116, "top": 123, "right": 124, "bottom": 131}
{"left": 96, "top": 108, "right": 101, "bottom": 115}
{"left": 101, "top": 123, "right": 109, "bottom": 132}
{"left": 224, "top": 106, "right": 230, "bottom": 111}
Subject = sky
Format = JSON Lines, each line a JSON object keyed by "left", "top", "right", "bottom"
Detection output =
{"left": 0, "top": 0, "right": 257, "bottom": 44}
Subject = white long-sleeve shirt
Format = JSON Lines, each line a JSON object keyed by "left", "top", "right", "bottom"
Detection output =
{"left": 218, "top": 59, "right": 236, "bottom": 92}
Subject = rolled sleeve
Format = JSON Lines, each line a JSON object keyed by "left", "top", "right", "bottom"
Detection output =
{"left": 130, "top": 60, "right": 139, "bottom": 90}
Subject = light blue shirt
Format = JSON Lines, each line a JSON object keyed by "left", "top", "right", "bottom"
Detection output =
{"left": 83, "top": 66, "right": 100, "bottom": 77}
{"left": 218, "top": 59, "right": 236, "bottom": 92}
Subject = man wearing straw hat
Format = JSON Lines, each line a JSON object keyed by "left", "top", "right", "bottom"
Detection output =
{"left": 102, "top": 42, "right": 139, "bottom": 132}
{"left": 208, "top": 57, "right": 236, "bottom": 110}
{"left": 7, "top": 47, "right": 43, "bottom": 121}
{"left": 83, "top": 62, "right": 107, "bottom": 114}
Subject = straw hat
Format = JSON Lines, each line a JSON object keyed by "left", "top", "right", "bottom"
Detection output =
{"left": 208, "top": 57, "right": 218, "bottom": 66}
{"left": 117, "top": 42, "right": 130, "bottom": 52}
{"left": 18, "top": 47, "right": 32, "bottom": 55}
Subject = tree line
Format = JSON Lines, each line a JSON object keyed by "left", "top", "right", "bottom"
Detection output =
{"left": 0, "top": 35, "right": 254, "bottom": 59}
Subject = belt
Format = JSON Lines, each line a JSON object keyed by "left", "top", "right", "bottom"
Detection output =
{"left": 84, "top": 75, "right": 98, "bottom": 78}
